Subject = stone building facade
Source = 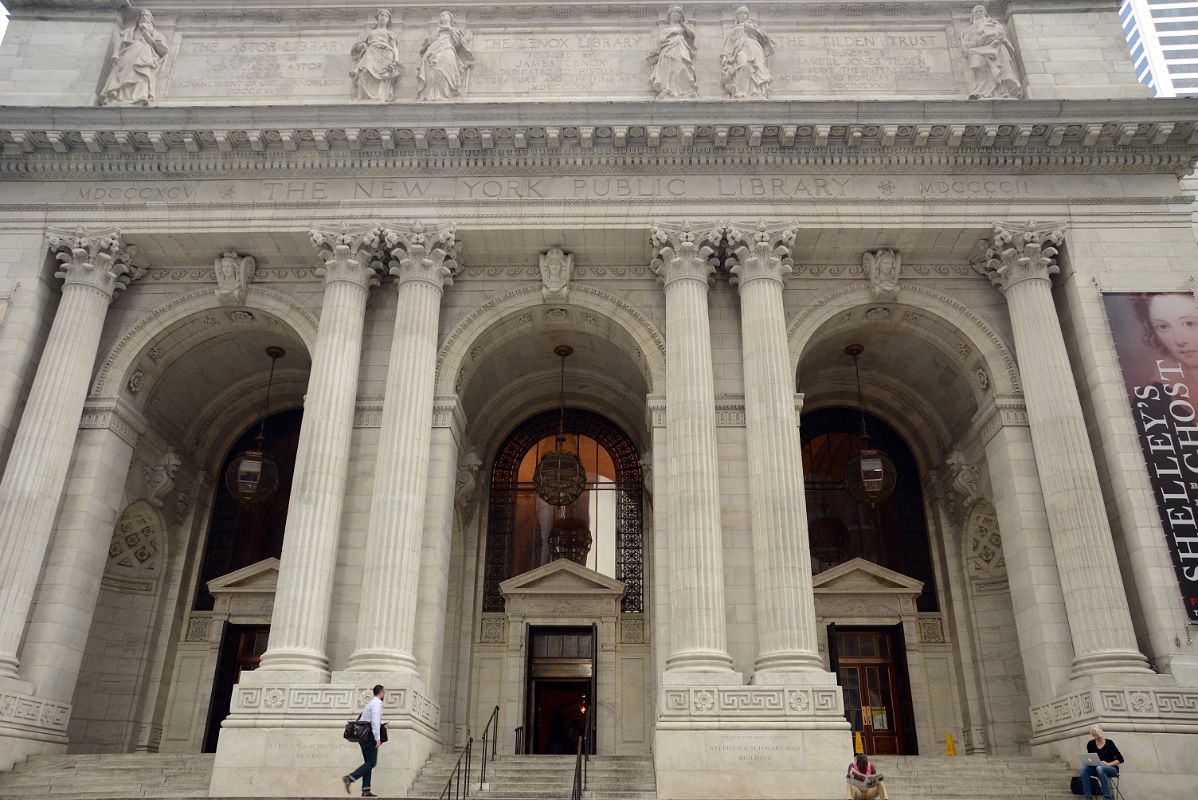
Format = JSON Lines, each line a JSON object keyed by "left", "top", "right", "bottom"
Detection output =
{"left": 0, "top": 0, "right": 1197, "bottom": 797}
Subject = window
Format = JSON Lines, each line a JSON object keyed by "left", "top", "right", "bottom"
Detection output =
{"left": 484, "top": 410, "right": 644, "bottom": 613}
{"left": 1151, "top": 6, "right": 1198, "bottom": 18}
{"left": 801, "top": 408, "right": 939, "bottom": 612}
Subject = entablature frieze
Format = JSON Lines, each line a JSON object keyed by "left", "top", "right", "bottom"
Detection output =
{"left": 2, "top": 100, "right": 1198, "bottom": 178}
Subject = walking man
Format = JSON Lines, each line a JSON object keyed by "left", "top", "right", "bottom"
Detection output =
{"left": 344, "top": 685, "right": 385, "bottom": 797}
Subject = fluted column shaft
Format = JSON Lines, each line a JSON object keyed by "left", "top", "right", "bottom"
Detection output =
{"left": 259, "top": 227, "right": 381, "bottom": 677}
{"left": 0, "top": 229, "right": 138, "bottom": 681}
{"left": 730, "top": 225, "right": 823, "bottom": 674}
{"left": 651, "top": 225, "right": 734, "bottom": 674}
{"left": 348, "top": 223, "right": 459, "bottom": 674}
{"left": 977, "top": 222, "right": 1149, "bottom": 676}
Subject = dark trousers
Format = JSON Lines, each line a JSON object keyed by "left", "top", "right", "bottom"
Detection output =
{"left": 349, "top": 739, "right": 378, "bottom": 791}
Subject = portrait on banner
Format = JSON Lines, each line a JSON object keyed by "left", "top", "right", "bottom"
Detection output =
{"left": 1104, "top": 291, "right": 1198, "bottom": 623}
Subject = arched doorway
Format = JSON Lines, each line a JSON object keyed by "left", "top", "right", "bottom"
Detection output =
{"left": 481, "top": 409, "right": 643, "bottom": 756}
{"left": 197, "top": 409, "right": 301, "bottom": 752}
{"left": 802, "top": 407, "right": 928, "bottom": 755}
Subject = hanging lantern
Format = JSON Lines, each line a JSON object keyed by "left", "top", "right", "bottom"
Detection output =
{"left": 548, "top": 516, "right": 593, "bottom": 565}
{"left": 533, "top": 346, "right": 588, "bottom": 507}
{"left": 224, "top": 346, "right": 285, "bottom": 506}
{"left": 843, "top": 344, "right": 897, "bottom": 506}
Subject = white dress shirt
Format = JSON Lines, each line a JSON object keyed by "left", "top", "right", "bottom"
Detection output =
{"left": 358, "top": 696, "right": 383, "bottom": 743}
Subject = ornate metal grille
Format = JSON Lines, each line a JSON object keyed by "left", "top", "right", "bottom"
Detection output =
{"left": 483, "top": 409, "right": 644, "bottom": 613}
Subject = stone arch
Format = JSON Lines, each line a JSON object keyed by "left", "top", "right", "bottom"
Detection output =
{"left": 436, "top": 284, "right": 666, "bottom": 396}
{"left": 786, "top": 283, "right": 1021, "bottom": 397}
{"left": 91, "top": 285, "right": 319, "bottom": 399}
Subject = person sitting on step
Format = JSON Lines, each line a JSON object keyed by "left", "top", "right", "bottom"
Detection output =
{"left": 846, "top": 753, "right": 889, "bottom": 800}
{"left": 1080, "top": 725, "right": 1124, "bottom": 800}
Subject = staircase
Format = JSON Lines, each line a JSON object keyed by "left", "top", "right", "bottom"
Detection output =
{"left": 408, "top": 754, "right": 657, "bottom": 800}
{"left": 0, "top": 753, "right": 214, "bottom": 800}
{"left": 871, "top": 755, "right": 1078, "bottom": 800}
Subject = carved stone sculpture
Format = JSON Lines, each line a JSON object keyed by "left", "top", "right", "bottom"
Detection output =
{"left": 417, "top": 11, "right": 474, "bottom": 100}
{"left": 455, "top": 450, "right": 482, "bottom": 524}
{"left": 213, "top": 250, "right": 257, "bottom": 305}
{"left": 962, "top": 5, "right": 1021, "bottom": 99}
{"left": 864, "top": 249, "right": 901, "bottom": 302}
{"left": 143, "top": 447, "right": 181, "bottom": 508}
{"left": 946, "top": 449, "right": 982, "bottom": 508}
{"left": 100, "top": 8, "right": 169, "bottom": 106}
{"left": 540, "top": 246, "right": 575, "bottom": 302}
{"left": 351, "top": 9, "right": 404, "bottom": 102}
{"left": 720, "top": 6, "right": 775, "bottom": 98}
{"left": 648, "top": 6, "right": 698, "bottom": 99}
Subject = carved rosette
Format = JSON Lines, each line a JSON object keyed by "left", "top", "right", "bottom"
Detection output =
{"left": 310, "top": 224, "right": 385, "bottom": 290}
{"left": 649, "top": 223, "right": 723, "bottom": 287}
{"left": 47, "top": 227, "right": 142, "bottom": 300}
{"left": 382, "top": 222, "right": 462, "bottom": 290}
{"left": 972, "top": 221, "right": 1067, "bottom": 293}
{"left": 726, "top": 222, "right": 797, "bottom": 289}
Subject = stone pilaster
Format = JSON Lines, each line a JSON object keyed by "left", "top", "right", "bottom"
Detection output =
{"left": 347, "top": 221, "right": 460, "bottom": 675}
{"left": 974, "top": 221, "right": 1151, "bottom": 677}
{"left": 649, "top": 223, "right": 736, "bottom": 678}
{"left": 0, "top": 228, "right": 141, "bottom": 682}
{"left": 254, "top": 225, "right": 383, "bottom": 679}
{"left": 727, "top": 222, "right": 824, "bottom": 676}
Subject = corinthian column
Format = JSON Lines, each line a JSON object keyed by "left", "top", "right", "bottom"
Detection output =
{"left": 0, "top": 228, "right": 141, "bottom": 681}
{"left": 347, "top": 222, "right": 460, "bottom": 675}
{"left": 255, "top": 225, "right": 382, "bottom": 679}
{"left": 728, "top": 223, "right": 824, "bottom": 677}
{"left": 650, "top": 224, "right": 736, "bottom": 677}
{"left": 974, "top": 221, "right": 1150, "bottom": 677}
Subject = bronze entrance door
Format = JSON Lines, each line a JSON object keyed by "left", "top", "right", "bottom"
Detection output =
{"left": 830, "top": 626, "right": 915, "bottom": 755}
{"left": 525, "top": 626, "right": 595, "bottom": 755}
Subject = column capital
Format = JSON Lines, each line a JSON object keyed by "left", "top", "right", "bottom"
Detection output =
{"left": 47, "top": 227, "right": 143, "bottom": 300}
{"left": 650, "top": 222, "right": 723, "bottom": 288}
{"left": 382, "top": 221, "right": 462, "bottom": 290}
{"left": 972, "top": 220, "right": 1067, "bottom": 293}
{"left": 727, "top": 222, "right": 797, "bottom": 290}
{"left": 309, "top": 223, "right": 385, "bottom": 290}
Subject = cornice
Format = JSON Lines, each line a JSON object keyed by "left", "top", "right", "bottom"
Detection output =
{"left": 3, "top": 100, "right": 1198, "bottom": 177}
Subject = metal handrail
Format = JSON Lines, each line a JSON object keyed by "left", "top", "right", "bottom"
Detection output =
{"left": 477, "top": 705, "right": 500, "bottom": 790}
{"left": 570, "top": 709, "right": 596, "bottom": 800}
{"left": 438, "top": 735, "right": 473, "bottom": 800}
{"left": 514, "top": 725, "right": 524, "bottom": 755}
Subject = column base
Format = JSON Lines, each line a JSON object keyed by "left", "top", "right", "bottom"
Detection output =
{"left": 210, "top": 676, "right": 441, "bottom": 798}
{"left": 1028, "top": 670, "right": 1198, "bottom": 799}
{"left": 252, "top": 648, "right": 332, "bottom": 682}
{"left": 656, "top": 680, "right": 852, "bottom": 795}
{"left": 0, "top": 681, "right": 70, "bottom": 771}
{"left": 1070, "top": 648, "right": 1154, "bottom": 678}
{"left": 655, "top": 681, "right": 851, "bottom": 800}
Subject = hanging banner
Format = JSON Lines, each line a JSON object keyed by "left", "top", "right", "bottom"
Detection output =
{"left": 1103, "top": 292, "right": 1198, "bottom": 623}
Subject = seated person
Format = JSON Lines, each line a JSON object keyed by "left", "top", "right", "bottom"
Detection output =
{"left": 846, "top": 753, "right": 889, "bottom": 800}
{"left": 1080, "top": 725, "right": 1124, "bottom": 800}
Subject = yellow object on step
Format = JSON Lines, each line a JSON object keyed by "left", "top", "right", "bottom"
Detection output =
{"left": 854, "top": 731, "right": 865, "bottom": 754}
{"left": 945, "top": 733, "right": 957, "bottom": 756}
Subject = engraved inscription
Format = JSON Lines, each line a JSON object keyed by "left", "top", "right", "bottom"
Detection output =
{"left": 771, "top": 28, "right": 959, "bottom": 95}
{"left": 470, "top": 30, "right": 650, "bottom": 96}
{"left": 167, "top": 34, "right": 355, "bottom": 101}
